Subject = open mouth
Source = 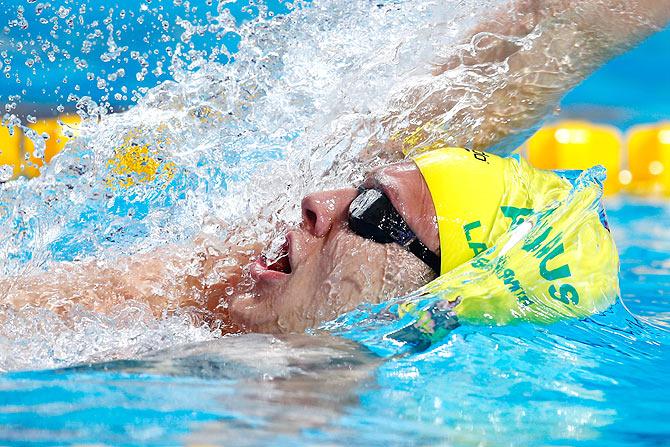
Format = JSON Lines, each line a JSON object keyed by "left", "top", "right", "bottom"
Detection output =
{"left": 251, "top": 235, "right": 293, "bottom": 283}
{"left": 263, "top": 239, "right": 292, "bottom": 274}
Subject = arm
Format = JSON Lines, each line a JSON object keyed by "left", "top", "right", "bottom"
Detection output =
{"left": 1, "top": 238, "right": 260, "bottom": 328}
{"left": 373, "top": 0, "right": 670, "bottom": 158}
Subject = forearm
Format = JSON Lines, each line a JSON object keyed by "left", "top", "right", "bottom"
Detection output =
{"left": 1, "top": 251, "right": 198, "bottom": 316}
{"left": 469, "top": 0, "right": 670, "bottom": 152}
{"left": 0, "top": 240, "right": 259, "bottom": 321}
{"left": 379, "top": 0, "right": 670, "bottom": 157}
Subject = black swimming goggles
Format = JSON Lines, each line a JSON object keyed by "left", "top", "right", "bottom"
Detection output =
{"left": 348, "top": 188, "right": 441, "bottom": 275}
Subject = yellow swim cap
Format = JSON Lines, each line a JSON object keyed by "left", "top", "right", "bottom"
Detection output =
{"left": 413, "top": 147, "right": 572, "bottom": 275}
{"left": 392, "top": 146, "right": 620, "bottom": 335}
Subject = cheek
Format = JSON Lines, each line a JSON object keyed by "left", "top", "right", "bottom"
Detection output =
{"left": 312, "top": 260, "right": 373, "bottom": 315}
{"left": 313, "top": 234, "right": 436, "bottom": 310}
{"left": 277, "top": 234, "right": 390, "bottom": 326}
{"left": 377, "top": 245, "right": 437, "bottom": 298}
{"left": 320, "top": 235, "right": 387, "bottom": 297}
{"left": 241, "top": 233, "right": 437, "bottom": 334}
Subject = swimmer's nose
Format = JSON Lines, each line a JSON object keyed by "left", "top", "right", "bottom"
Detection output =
{"left": 301, "top": 188, "right": 359, "bottom": 238}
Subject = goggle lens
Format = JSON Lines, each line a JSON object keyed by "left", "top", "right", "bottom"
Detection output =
{"left": 348, "top": 188, "right": 440, "bottom": 274}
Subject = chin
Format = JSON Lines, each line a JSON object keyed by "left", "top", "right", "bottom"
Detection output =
{"left": 222, "top": 289, "right": 278, "bottom": 333}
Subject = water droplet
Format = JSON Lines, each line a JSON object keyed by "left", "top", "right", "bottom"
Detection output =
{"left": 57, "top": 6, "right": 71, "bottom": 19}
{"left": 0, "top": 165, "right": 14, "bottom": 182}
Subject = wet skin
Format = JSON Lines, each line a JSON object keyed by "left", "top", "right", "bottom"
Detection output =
{"left": 0, "top": 160, "right": 435, "bottom": 334}
{"left": 221, "top": 160, "right": 441, "bottom": 333}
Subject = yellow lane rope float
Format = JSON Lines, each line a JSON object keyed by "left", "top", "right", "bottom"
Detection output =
{"left": 0, "top": 124, "right": 22, "bottom": 181}
{"left": 525, "top": 121, "right": 623, "bottom": 195}
{"left": 105, "top": 126, "right": 176, "bottom": 191}
{"left": 0, "top": 116, "right": 176, "bottom": 190}
{"left": 0, "top": 115, "right": 81, "bottom": 180}
{"left": 626, "top": 122, "right": 670, "bottom": 195}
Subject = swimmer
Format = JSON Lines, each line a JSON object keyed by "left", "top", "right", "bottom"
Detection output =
{"left": 1, "top": 146, "right": 615, "bottom": 335}
{"left": 2, "top": 0, "right": 668, "bottom": 336}
{"left": 0, "top": 157, "right": 439, "bottom": 334}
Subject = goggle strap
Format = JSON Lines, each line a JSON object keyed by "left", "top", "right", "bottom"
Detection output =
{"left": 407, "top": 238, "right": 441, "bottom": 275}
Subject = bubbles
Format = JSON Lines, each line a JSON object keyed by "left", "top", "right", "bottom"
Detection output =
{"left": 57, "top": 6, "right": 71, "bottom": 19}
{"left": 0, "top": 165, "right": 14, "bottom": 182}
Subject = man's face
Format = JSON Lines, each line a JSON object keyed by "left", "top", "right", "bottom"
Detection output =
{"left": 226, "top": 161, "right": 440, "bottom": 333}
